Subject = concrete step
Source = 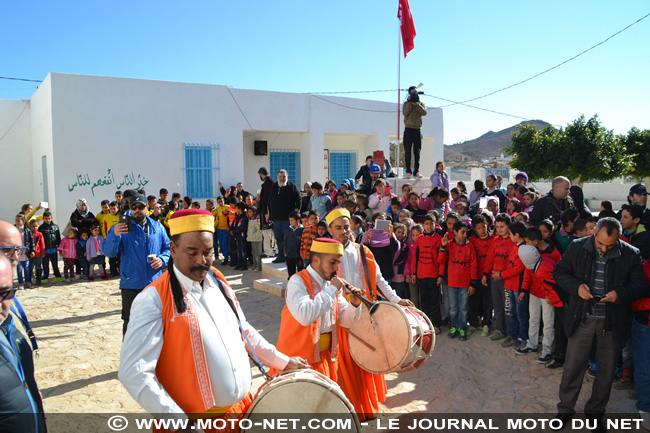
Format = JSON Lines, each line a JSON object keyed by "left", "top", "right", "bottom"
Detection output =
{"left": 253, "top": 277, "right": 287, "bottom": 298}
{"left": 261, "top": 257, "right": 288, "bottom": 280}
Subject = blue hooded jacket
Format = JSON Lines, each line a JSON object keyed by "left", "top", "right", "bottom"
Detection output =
{"left": 104, "top": 215, "right": 170, "bottom": 290}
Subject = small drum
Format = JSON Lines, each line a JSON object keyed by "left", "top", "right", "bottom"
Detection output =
{"left": 348, "top": 301, "right": 434, "bottom": 374}
{"left": 244, "top": 369, "right": 360, "bottom": 432}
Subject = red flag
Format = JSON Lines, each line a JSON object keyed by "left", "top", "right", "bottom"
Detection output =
{"left": 398, "top": 0, "right": 416, "bottom": 57}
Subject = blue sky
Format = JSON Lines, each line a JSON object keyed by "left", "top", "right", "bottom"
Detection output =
{"left": 1, "top": 1, "right": 648, "bottom": 145}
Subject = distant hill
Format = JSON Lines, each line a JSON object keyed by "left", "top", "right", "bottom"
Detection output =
{"left": 445, "top": 120, "right": 550, "bottom": 163}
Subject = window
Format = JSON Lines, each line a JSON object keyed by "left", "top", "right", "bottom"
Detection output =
{"left": 329, "top": 151, "right": 358, "bottom": 186}
{"left": 183, "top": 143, "right": 220, "bottom": 198}
{"left": 270, "top": 150, "right": 301, "bottom": 185}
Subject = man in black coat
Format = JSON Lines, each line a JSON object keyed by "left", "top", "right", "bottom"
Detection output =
{"left": 258, "top": 167, "right": 275, "bottom": 229}
{"left": 268, "top": 169, "right": 301, "bottom": 263}
{"left": 553, "top": 217, "right": 648, "bottom": 428}
{"left": 529, "top": 176, "right": 575, "bottom": 226}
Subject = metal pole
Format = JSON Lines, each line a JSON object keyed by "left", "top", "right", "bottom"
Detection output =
{"left": 397, "top": 26, "right": 401, "bottom": 177}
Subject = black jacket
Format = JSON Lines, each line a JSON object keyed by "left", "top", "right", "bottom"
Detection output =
{"left": 70, "top": 210, "right": 97, "bottom": 233}
{"left": 569, "top": 185, "right": 592, "bottom": 220}
{"left": 259, "top": 175, "right": 275, "bottom": 216}
{"left": 38, "top": 222, "right": 61, "bottom": 250}
{"left": 269, "top": 182, "right": 301, "bottom": 221}
{"left": 529, "top": 192, "right": 576, "bottom": 226}
{"left": 0, "top": 316, "right": 46, "bottom": 433}
{"left": 552, "top": 236, "right": 649, "bottom": 349}
{"left": 17, "top": 227, "right": 34, "bottom": 257}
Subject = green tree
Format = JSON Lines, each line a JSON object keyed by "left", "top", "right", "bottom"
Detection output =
{"left": 621, "top": 127, "right": 650, "bottom": 181}
{"left": 505, "top": 115, "right": 633, "bottom": 185}
{"left": 505, "top": 123, "right": 560, "bottom": 181}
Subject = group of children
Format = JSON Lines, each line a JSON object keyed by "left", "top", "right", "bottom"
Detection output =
{"left": 14, "top": 210, "right": 110, "bottom": 286}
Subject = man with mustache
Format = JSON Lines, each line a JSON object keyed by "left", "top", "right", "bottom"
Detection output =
{"left": 271, "top": 238, "right": 363, "bottom": 381}
{"left": 119, "top": 209, "right": 308, "bottom": 432}
{"left": 104, "top": 193, "right": 171, "bottom": 336}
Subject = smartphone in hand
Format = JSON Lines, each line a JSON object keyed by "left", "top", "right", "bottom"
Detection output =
{"left": 119, "top": 214, "right": 132, "bottom": 232}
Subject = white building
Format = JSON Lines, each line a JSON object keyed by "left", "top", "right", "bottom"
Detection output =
{"left": 0, "top": 73, "right": 443, "bottom": 224}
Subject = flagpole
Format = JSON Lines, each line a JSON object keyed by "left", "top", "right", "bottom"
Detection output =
{"left": 397, "top": 26, "right": 401, "bottom": 178}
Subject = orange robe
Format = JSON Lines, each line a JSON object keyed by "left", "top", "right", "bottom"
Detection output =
{"left": 270, "top": 269, "right": 339, "bottom": 379}
{"left": 149, "top": 267, "right": 253, "bottom": 433}
{"left": 336, "top": 244, "right": 387, "bottom": 421}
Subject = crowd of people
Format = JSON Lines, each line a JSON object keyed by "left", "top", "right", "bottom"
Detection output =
{"left": 3, "top": 161, "right": 650, "bottom": 432}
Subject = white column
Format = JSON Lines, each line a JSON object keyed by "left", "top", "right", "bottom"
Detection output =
{"left": 301, "top": 131, "right": 325, "bottom": 184}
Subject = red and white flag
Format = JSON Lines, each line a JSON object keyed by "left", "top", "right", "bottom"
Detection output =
{"left": 398, "top": 0, "right": 416, "bottom": 57}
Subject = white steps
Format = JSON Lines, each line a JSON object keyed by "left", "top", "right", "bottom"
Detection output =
{"left": 252, "top": 258, "right": 290, "bottom": 298}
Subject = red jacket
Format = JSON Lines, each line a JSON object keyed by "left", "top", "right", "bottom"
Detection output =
{"left": 469, "top": 235, "right": 492, "bottom": 277}
{"left": 443, "top": 240, "right": 478, "bottom": 288}
{"left": 32, "top": 231, "right": 45, "bottom": 258}
{"left": 415, "top": 232, "right": 445, "bottom": 279}
{"left": 540, "top": 243, "right": 562, "bottom": 262}
{"left": 483, "top": 235, "right": 513, "bottom": 276}
{"left": 500, "top": 242, "right": 526, "bottom": 291}
{"left": 523, "top": 255, "right": 561, "bottom": 305}
{"left": 631, "top": 261, "right": 650, "bottom": 325}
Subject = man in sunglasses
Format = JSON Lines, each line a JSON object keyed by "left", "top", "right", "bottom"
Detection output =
{"left": 0, "top": 254, "right": 46, "bottom": 432}
{"left": 0, "top": 220, "right": 24, "bottom": 268}
{"left": 105, "top": 193, "right": 171, "bottom": 336}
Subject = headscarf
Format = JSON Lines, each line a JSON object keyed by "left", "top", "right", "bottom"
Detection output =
{"left": 76, "top": 198, "right": 89, "bottom": 218}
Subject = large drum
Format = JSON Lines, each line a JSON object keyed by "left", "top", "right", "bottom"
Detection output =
{"left": 244, "top": 369, "right": 360, "bottom": 432}
{"left": 347, "top": 301, "right": 434, "bottom": 374}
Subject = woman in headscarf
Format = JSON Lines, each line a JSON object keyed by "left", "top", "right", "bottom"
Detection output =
{"left": 70, "top": 198, "right": 97, "bottom": 233}
{"left": 569, "top": 185, "right": 592, "bottom": 220}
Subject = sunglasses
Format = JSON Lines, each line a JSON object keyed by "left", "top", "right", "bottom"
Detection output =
{"left": 0, "top": 246, "right": 28, "bottom": 258}
{"left": 130, "top": 204, "right": 146, "bottom": 211}
{"left": 0, "top": 288, "right": 16, "bottom": 302}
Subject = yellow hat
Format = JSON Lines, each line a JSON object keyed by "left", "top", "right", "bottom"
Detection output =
{"left": 325, "top": 208, "right": 351, "bottom": 227}
{"left": 310, "top": 238, "right": 344, "bottom": 256}
{"left": 169, "top": 209, "right": 215, "bottom": 236}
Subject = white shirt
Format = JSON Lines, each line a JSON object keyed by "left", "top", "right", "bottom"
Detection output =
{"left": 285, "top": 265, "right": 361, "bottom": 331}
{"left": 118, "top": 266, "right": 289, "bottom": 419}
{"left": 341, "top": 242, "right": 401, "bottom": 304}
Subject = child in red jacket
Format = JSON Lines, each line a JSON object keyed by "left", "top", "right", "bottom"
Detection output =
{"left": 469, "top": 214, "right": 494, "bottom": 337}
{"left": 517, "top": 245, "right": 560, "bottom": 363}
{"left": 483, "top": 213, "right": 513, "bottom": 341}
{"left": 494, "top": 221, "right": 528, "bottom": 349}
{"left": 523, "top": 227, "right": 562, "bottom": 262}
{"left": 442, "top": 220, "right": 478, "bottom": 341}
{"left": 414, "top": 215, "right": 445, "bottom": 333}
{"left": 405, "top": 224, "right": 423, "bottom": 309}
{"left": 438, "top": 212, "right": 460, "bottom": 326}
{"left": 29, "top": 218, "right": 45, "bottom": 286}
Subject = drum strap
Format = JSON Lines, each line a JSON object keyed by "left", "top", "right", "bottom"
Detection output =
{"left": 210, "top": 270, "right": 271, "bottom": 382}
{"left": 359, "top": 244, "right": 388, "bottom": 300}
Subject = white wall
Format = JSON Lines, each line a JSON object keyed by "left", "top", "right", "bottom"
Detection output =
{"left": 21, "top": 73, "right": 444, "bottom": 224}
{"left": 0, "top": 99, "right": 34, "bottom": 224}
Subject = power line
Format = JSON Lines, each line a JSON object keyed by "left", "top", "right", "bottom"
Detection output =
{"left": 226, "top": 87, "right": 255, "bottom": 130}
{"left": 0, "top": 102, "right": 29, "bottom": 142}
{"left": 311, "top": 94, "right": 396, "bottom": 113}
{"left": 440, "top": 11, "right": 650, "bottom": 107}
{"left": 0, "top": 76, "right": 43, "bottom": 83}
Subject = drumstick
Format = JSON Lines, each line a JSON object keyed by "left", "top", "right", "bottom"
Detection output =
{"left": 347, "top": 329, "right": 377, "bottom": 351}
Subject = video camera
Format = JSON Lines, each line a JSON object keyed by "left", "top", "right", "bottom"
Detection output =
{"left": 408, "top": 91, "right": 423, "bottom": 103}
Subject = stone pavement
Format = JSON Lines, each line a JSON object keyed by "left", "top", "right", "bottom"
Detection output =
{"left": 16, "top": 262, "right": 639, "bottom": 431}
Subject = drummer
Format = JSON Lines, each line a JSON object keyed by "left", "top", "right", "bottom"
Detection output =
{"left": 326, "top": 208, "right": 414, "bottom": 421}
{"left": 118, "top": 209, "right": 308, "bottom": 432}
{"left": 271, "top": 238, "right": 364, "bottom": 379}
